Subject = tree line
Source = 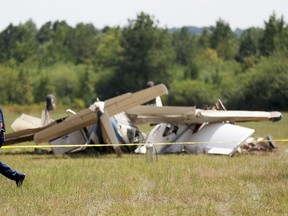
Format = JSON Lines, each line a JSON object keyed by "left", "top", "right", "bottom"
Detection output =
{"left": 0, "top": 12, "right": 288, "bottom": 110}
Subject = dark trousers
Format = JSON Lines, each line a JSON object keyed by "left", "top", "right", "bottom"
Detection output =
{"left": 0, "top": 161, "right": 19, "bottom": 181}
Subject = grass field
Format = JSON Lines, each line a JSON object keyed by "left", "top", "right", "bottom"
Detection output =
{"left": 0, "top": 108, "right": 288, "bottom": 215}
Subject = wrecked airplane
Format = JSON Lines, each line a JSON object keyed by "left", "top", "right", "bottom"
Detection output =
{"left": 128, "top": 99, "right": 281, "bottom": 156}
{"left": 4, "top": 84, "right": 282, "bottom": 157}
{"left": 5, "top": 84, "right": 168, "bottom": 156}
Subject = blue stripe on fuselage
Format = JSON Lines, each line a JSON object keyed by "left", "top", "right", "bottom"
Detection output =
{"left": 94, "top": 118, "right": 125, "bottom": 144}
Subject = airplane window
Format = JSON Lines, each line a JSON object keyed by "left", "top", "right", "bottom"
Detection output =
{"left": 162, "top": 124, "right": 178, "bottom": 137}
{"left": 127, "top": 128, "right": 135, "bottom": 143}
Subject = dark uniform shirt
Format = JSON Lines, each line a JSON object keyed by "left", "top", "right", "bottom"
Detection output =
{"left": 0, "top": 108, "right": 6, "bottom": 146}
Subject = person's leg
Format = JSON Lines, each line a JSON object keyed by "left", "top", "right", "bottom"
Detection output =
{"left": 0, "top": 161, "right": 25, "bottom": 186}
{"left": 0, "top": 161, "right": 18, "bottom": 180}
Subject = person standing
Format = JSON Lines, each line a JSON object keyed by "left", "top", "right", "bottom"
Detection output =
{"left": 0, "top": 108, "right": 25, "bottom": 187}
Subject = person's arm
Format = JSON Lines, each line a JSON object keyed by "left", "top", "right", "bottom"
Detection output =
{"left": 0, "top": 120, "right": 3, "bottom": 147}
{"left": 0, "top": 109, "right": 4, "bottom": 132}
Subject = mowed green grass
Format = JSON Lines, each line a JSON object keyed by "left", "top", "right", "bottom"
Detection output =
{"left": 0, "top": 109, "right": 288, "bottom": 215}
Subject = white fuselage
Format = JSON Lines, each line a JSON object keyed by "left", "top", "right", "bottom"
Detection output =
{"left": 145, "top": 122, "right": 255, "bottom": 156}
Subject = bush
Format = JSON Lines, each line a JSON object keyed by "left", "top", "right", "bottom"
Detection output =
{"left": 167, "top": 80, "right": 219, "bottom": 107}
{"left": 241, "top": 53, "right": 288, "bottom": 110}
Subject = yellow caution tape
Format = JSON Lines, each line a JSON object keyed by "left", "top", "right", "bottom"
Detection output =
{"left": 2, "top": 139, "right": 288, "bottom": 149}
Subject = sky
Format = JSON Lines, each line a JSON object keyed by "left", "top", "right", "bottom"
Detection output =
{"left": 1, "top": 0, "right": 288, "bottom": 31}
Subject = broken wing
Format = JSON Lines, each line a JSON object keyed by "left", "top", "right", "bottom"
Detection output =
{"left": 126, "top": 106, "right": 282, "bottom": 125}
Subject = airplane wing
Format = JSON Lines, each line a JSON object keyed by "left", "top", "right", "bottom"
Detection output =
{"left": 5, "top": 123, "right": 56, "bottom": 145}
{"left": 11, "top": 114, "right": 43, "bottom": 131}
{"left": 126, "top": 106, "right": 282, "bottom": 125}
{"left": 33, "top": 84, "right": 168, "bottom": 144}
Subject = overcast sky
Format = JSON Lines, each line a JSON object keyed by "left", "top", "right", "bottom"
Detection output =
{"left": 1, "top": 0, "right": 288, "bottom": 31}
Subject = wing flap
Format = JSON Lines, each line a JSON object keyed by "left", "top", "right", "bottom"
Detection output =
{"left": 196, "top": 110, "right": 283, "bottom": 123}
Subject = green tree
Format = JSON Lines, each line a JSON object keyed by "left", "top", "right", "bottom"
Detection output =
{"left": 33, "top": 75, "right": 55, "bottom": 103}
{"left": 0, "top": 66, "right": 18, "bottom": 104}
{"left": 48, "top": 64, "right": 78, "bottom": 105}
{"left": 184, "top": 62, "right": 199, "bottom": 80}
{"left": 260, "top": 13, "right": 288, "bottom": 56}
{"left": 44, "top": 21, "right": 74, "bottom": 64}
{"left": 36, "top": 21, "right": 54, "bottom": 44}
{"left": 13, "top": 70, "right": 34, "bottom": 104}
{"left": 76, "top": 65, "right": 96, "bottom": 105}
{"left": 172, "top": 27, "right": 199, "bottom": 65}
{"left": 198, "top": 28, "right": 211, "bottom": 49}
{"left": 238, "top": 28, "right": 262, "bottom": 59}
{"left": 0, "top": 24, "right": 18, "bottom": 62}
{"left": 237, "top": 28, "right": 263, "bottom": 70}
{"left": 66, "top": 23, "right": 99, "bottom": 64}
{"left": 94, "top": 27, "right": 122, "bottom": 68}
{"left": 241, "top": 53, "right": 288, "bottom": 110}
{"left": 109, "top": 12, "right": 174, "bottom": 96}
{"left": 210, "top": 19, "right": 237, "bottom": 60}
{"left": 0, "top": 20, "right": 38, "bottom": 64}
{"left": 11, "top": 20, "right": 39, "bottom": 63}
{"left": 167, "top": 80, "right": 219, "bottom": 107}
